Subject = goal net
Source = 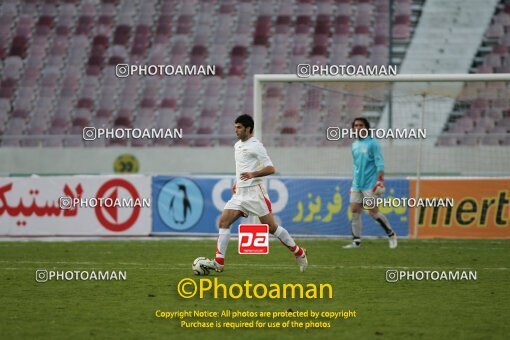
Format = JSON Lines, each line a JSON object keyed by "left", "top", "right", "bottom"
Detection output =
{"left": 254, "top": 74, "right": 510, "bottom": 238}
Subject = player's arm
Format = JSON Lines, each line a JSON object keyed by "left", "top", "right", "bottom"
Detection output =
{"left": 377, "top": 170, "right": 384, "bottom": 180}
{"left": 239, "top": 165, "right": 275, "bottom": 180}
{"left": 373, "top": 140, "right": 384, "bottom": 173}
{"left": 232, "top": 180, "right": 237, "bottom": 194}
{"left": 239, "top": 143, "right": 275, "bottom": 180}
{"left": 372, "top": 141, "right": 385, "bottom": 194}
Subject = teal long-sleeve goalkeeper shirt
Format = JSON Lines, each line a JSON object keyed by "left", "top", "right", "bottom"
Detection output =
{"left": 351, "top": 136, "right": 385, "bottom": 191}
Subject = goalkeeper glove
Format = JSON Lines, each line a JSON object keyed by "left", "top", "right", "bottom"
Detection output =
{"left": 372, "top": 175, "right": 385, "bottom": 196}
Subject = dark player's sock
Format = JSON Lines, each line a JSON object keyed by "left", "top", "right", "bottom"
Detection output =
{"left": 370, "top": 212, "right": 394, "bottom": 236}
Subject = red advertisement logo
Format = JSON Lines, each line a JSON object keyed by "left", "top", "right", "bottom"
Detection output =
{"left": 95, "top": 179, "right": 140, "bottom": 232}
{"left": 238, "top": 224, "right": 269, "bottom": 254}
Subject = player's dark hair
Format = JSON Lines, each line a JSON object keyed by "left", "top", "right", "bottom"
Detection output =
{"left": 235, "top": 114, "right": 254, "bottom": 133}
{"left": 352, "top": 117, "right": 370, "bottom": 129}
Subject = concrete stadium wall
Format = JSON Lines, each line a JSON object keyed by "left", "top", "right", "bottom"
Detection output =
{"left": 0, "top": 146, "right": 508, "bottom": 177}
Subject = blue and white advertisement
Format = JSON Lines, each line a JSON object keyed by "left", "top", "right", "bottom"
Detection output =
{"left": 152, "top": 176, "right": 409, "bottom": 237}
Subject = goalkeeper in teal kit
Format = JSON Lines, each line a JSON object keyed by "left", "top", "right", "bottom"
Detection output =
{"left": 343, "top": 117, "right": 397, "bottom": 249}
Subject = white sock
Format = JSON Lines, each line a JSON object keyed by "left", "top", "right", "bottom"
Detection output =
{"left": 274, "top": 226, "right": 303, "bottom": 256}
{"left": 214, "top": 228, "right": 230, "bottom": 265}
{"left": 351, "top": 212, "right": 362, "bottom": 242}
{"left": 274, "top": 226, "right": 295, "bottom": 247}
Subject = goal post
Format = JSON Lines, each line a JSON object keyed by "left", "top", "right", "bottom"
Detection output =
{"left": 253, "top": 73, "right": 510, "bottom": 239}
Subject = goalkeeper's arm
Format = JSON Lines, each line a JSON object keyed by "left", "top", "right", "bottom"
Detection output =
{"left": 373, "top": 171, "right": 385, "bottom": 195}
{"left": 372, "top": 140, "right": 385, "bottom": 195}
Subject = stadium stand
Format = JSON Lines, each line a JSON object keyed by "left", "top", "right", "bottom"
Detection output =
{"left": 0, "top": 0, "right": 506, "bottom": 147}
{"left": 438, "top": 0, "right": 510, "bottom": 146}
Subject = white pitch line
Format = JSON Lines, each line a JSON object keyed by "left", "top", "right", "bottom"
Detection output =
{"left": 417, "top": 239, "right": 509, "bottom": 245}
{"left": 0, "top": 267, "right": 183, "bottom": 271}
{"left": 0, "top": 260, "right": 507, "bottom": 271}
{"left": 0, "top": 260, "right": 153, "bottom": 266}
{"left": 436, "top": 247, "right": 507, "bottom": 250}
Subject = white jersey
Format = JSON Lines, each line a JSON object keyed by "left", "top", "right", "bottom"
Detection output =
{"left": 234, "top": 137, "right": 273, "bottom": 188}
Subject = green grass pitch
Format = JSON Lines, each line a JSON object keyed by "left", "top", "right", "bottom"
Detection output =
{"left": 1, "top": 239, "right": 509, "bottom": 339}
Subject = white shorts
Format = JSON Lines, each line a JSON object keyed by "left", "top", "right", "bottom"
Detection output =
{"left": 224, "top": 184, "right": 272, "bottom": 217}
{"left": 349, "top": 189, "right": 377, "bottom": 204}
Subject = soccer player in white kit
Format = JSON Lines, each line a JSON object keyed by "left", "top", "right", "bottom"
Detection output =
{"left": 204, "top": 114, "right": 308, "bottom": 273}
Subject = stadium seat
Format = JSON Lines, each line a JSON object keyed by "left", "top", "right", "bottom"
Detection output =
{"left": 280, "top": 127, "right": 297, "bottom": 147}
{"left": 195, "top": 127, "right": 214, "bottom": 147}
{"left": 486, "top": 22, "right": 504, "bottom": 39}
{"left": 277, "top": 1, "right": 294, "bottom": 16}
{"left": 114, "top": 116, "right": 132, "bottom": 128}
{"left": 435, "top": 135, "right": 458, "bottom": 146}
